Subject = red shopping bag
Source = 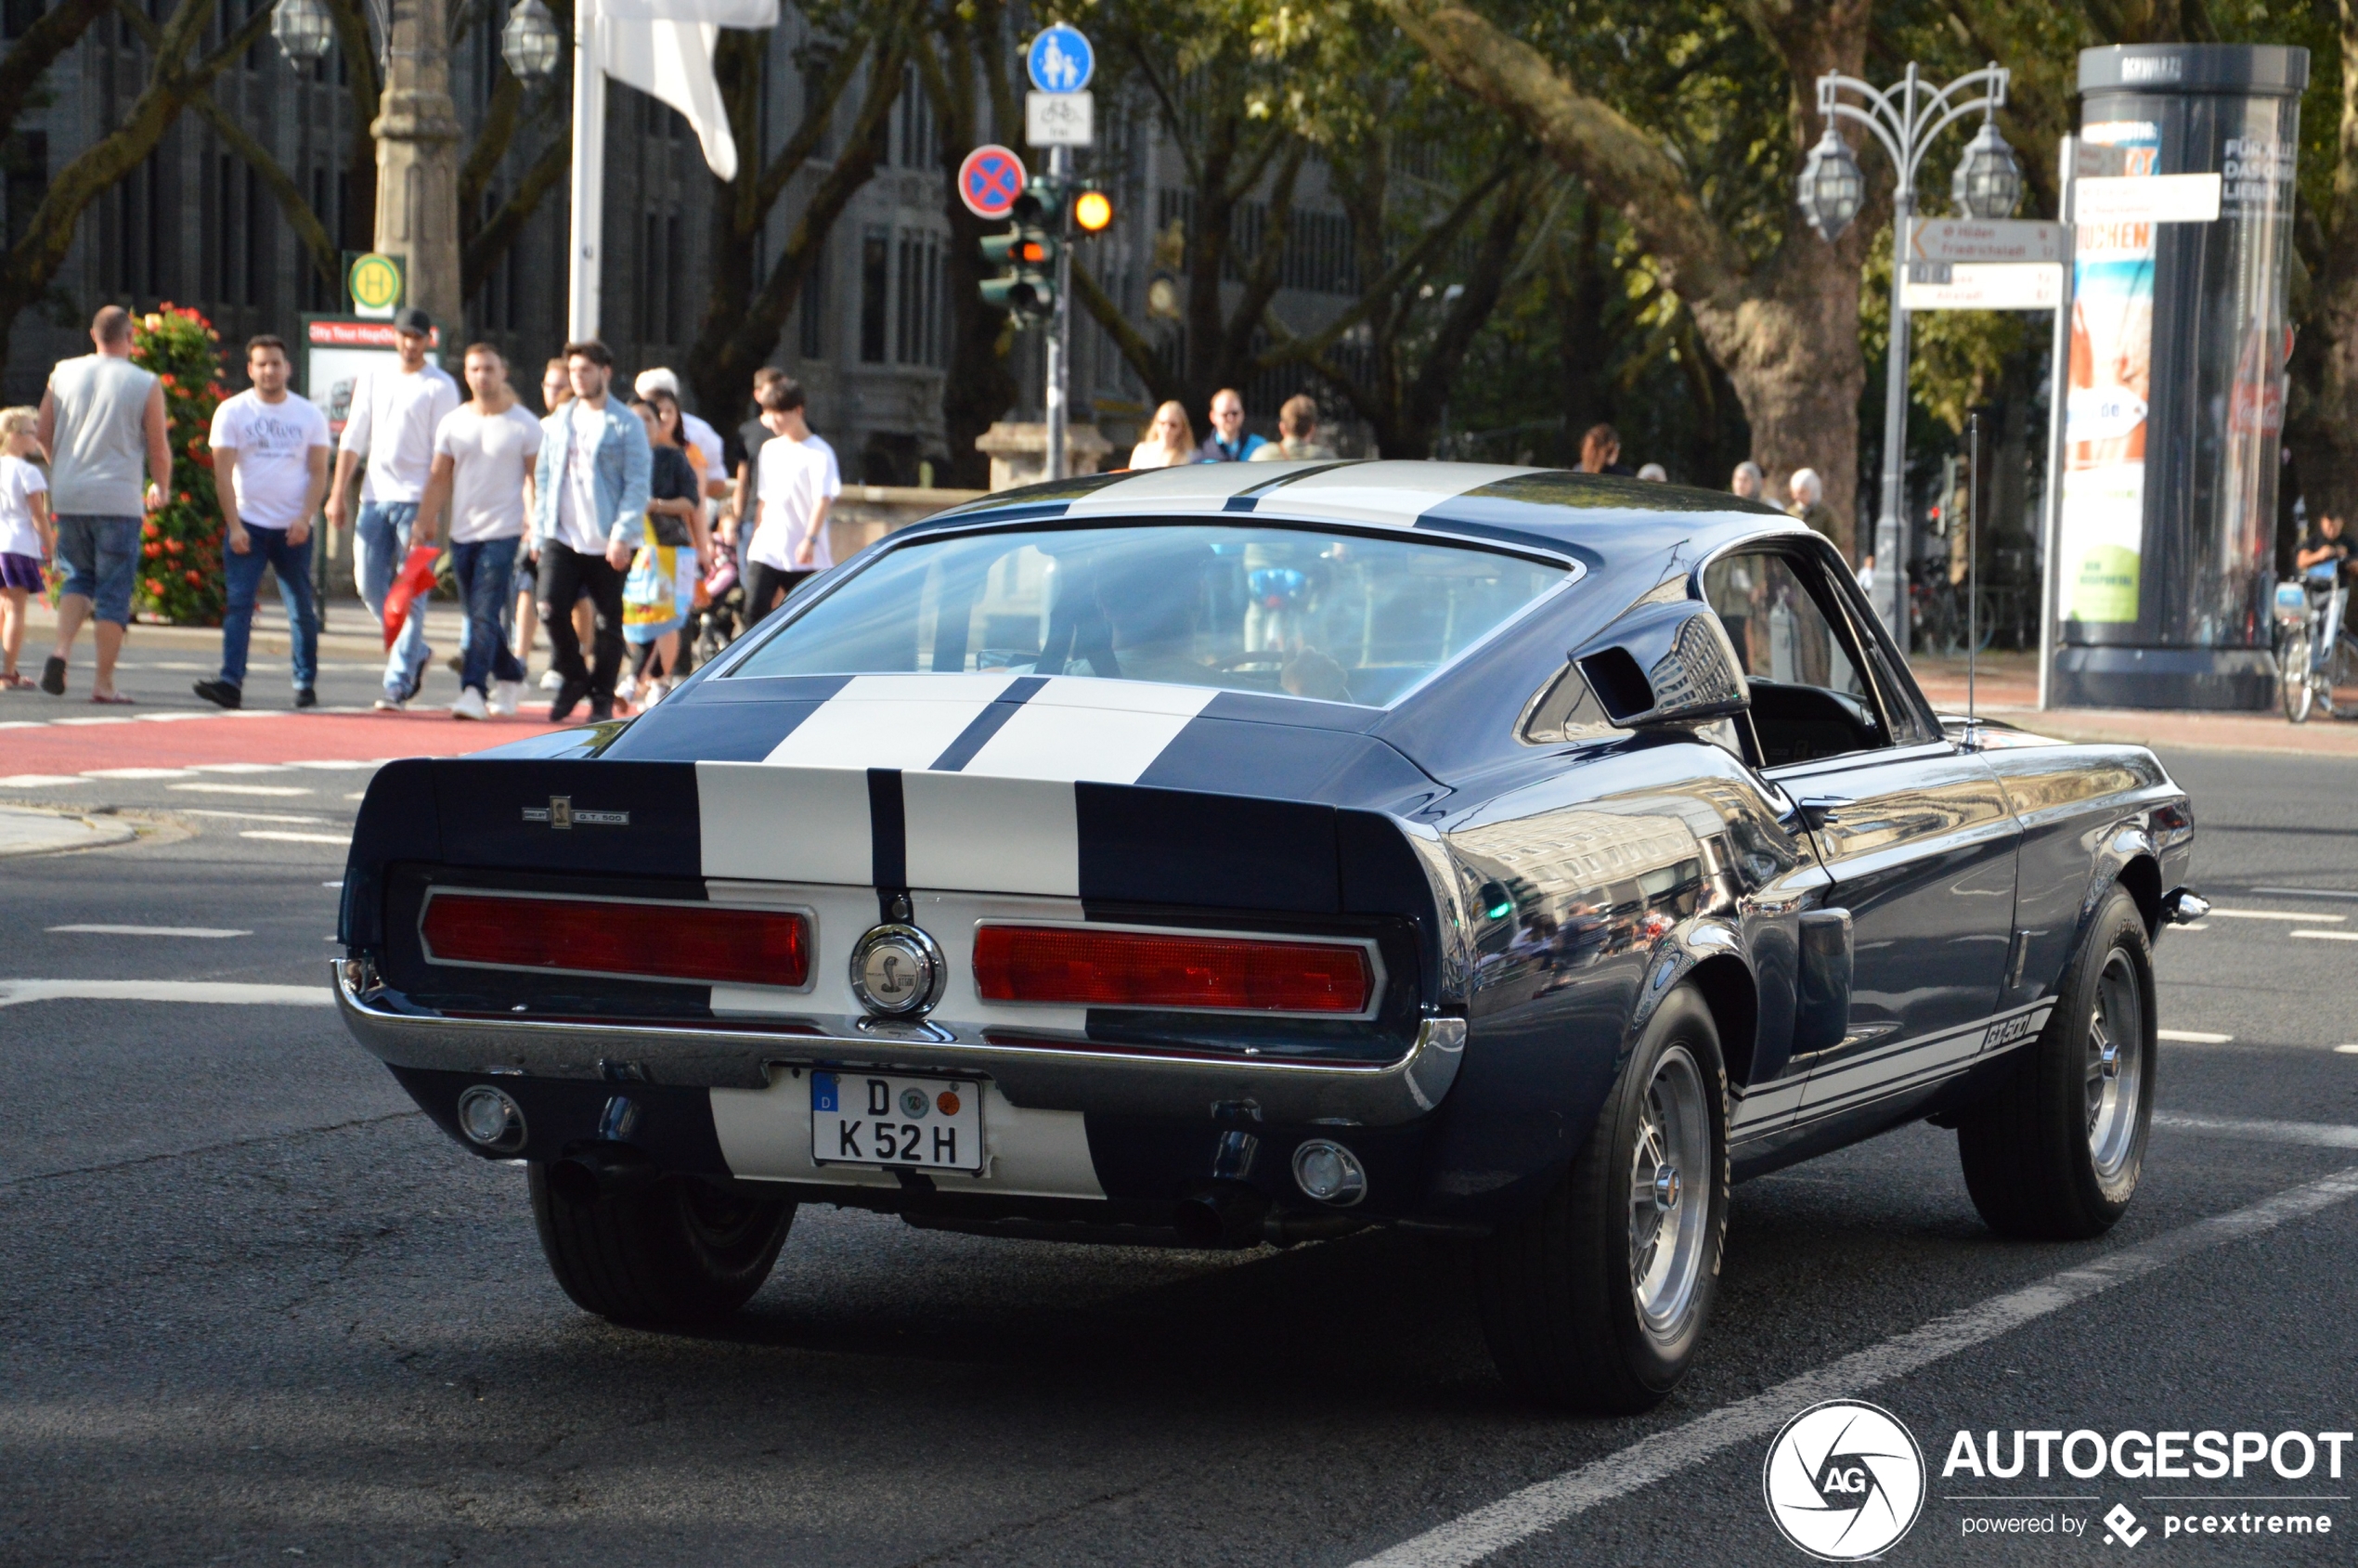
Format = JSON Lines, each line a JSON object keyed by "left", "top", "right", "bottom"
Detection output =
{"left": 382, "top": 545, "right": 441, "bottom": 650}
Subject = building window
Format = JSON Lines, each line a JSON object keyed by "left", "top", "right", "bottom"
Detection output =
{"left": 859, "top": 227, "right": 887, "bottom": 362}
{"left": 801, "top": 56, "right": 835, "bottom": 159}
{"left": 797, "top": 240, "right": 827, "bottom": 360}
{"left": 243, "top": 161, "right": 266, "bottom": 310}
{"left": 894, "top": 230, "right": 943, "bottom": 368}
{"left": 894, "top": 63, "right": 935, "bottom": 169}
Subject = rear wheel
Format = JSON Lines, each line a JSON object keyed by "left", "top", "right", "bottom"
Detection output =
{"left": 1956, "top": 886, "right": 2155, "bottom": 1239}
{"left": 530, "top": 1166, "right": 795, "bottom": 1326}
{"left": 2281, "top": 628, "right": 2314, "bottom": 722}
{"left": 1477, "top": 987, "right": 1729, "bottom": 1413}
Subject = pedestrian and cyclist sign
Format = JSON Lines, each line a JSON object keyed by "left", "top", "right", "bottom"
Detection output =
{"left": 957, "top": 145, "right": 1029, "bottom": 220}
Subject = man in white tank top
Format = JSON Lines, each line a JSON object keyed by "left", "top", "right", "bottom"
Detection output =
{"left": 34, "top": 306, "right": 171, "bottom": 703}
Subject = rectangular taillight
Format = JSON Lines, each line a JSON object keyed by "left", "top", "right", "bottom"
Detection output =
{"left": 973, "top": 926, "right": 1374, "bottom": 1015}
{"left": 421, "top": 891, "right": 809, "bottom": 989}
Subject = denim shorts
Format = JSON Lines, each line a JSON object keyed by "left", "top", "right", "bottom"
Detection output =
{"left": 55, "top": 515, "right": 140, "bottom": 625}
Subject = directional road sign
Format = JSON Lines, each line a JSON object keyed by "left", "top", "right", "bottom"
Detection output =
{"left": 1901, "top": 261, "right": 2063, "bottom": 312}
{"left": 957, "top": 144, "right": 1030, "bottom": 220}
{"left": 1026, "top": 90, "right": 1094, "bottom": 147}
{"left": 1028, "top": 23, "right": 1093, "bottom": 94}
{"left": 1907, "top": 217, "right": 2066, "bottom": 266}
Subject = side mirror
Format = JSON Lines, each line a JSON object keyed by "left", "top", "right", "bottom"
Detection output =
{"left": 1571, "top": 600, "right": 1750, "bottom": 730}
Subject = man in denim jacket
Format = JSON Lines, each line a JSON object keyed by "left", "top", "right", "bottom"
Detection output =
{"left": 531, "top": 340, "right": 651, "bottom": 721}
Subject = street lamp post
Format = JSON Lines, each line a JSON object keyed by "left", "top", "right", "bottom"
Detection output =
{"left": 1800, "top": 62, "right": 2015, "bottom": 651}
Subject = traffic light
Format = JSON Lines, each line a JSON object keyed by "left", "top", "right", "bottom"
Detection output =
{"left": 1073, "top": 188, "right": 1113, "bottom": 234}
{"left": 980, "top": 175, "right": 1065, "bottom": 324}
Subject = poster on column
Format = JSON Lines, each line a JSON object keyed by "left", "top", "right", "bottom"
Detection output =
{"left": 2059, "top": 122, "right": 2159, "bottom": 625}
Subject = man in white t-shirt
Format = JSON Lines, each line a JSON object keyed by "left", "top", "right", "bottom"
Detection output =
{"left": 745, "top": 377, "right": 840, "bottom": 621}
{"left": 413, "top": 343, "right": 542, "bottom": 720}
{"left": 325, "top": 306, "right": 460, "bottom": 710}
{"left": 195, "top": 334, "right": 330, "bottom": 710}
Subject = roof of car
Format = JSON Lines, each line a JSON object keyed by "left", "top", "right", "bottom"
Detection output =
{"left": 908, "top": 460, "right": 1801, "bottom": 563}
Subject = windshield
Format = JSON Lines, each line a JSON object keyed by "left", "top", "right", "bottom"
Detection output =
{"left": 728, "top": 522, "right": 1569, "bottom": 706}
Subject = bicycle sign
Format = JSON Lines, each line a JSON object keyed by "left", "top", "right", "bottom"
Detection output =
{"left": 1028, "top": 23, "right": 1093, "bottom": 94}
{"left": 957, "top": 145, "right": 1030, "bottom": 220}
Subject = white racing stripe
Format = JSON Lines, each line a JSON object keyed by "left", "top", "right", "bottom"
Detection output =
{"left": 961, "top": 678, "right": 1216, "bottom": 784}
{"left": 1059, "top": 463, "right": 1280, "bottom": 515}
{"left": 0, "top": 979, "right": 329, "bottom": 1006}
{"left": 1249, "top": 460, "right": 1541, "bottom": 529}
{"left": 763, "top": 673, "right": 1018, "bottom": 770}
{"left": 903, "top": 771, "right": 1081, "bottom": 896}
{"left": 1351, "top": 1163, "right": 2358, "bottom": 1568}
{"left": 695, "top": 761, "right": 872, "bottom": 884}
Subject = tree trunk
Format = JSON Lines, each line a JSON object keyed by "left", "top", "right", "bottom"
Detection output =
{"left": 2286, "top": 0, "right": 2358, "bottom": 525}
{"left": 918, "top": 6, "right": 1021, "bottom": 489}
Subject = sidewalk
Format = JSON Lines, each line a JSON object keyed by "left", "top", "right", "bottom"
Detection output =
{"left": 1909, "top": 652, "right": 2358, "bottom": 758}
{"left": 23, "top": 595, "right": 470, "bottom": 664}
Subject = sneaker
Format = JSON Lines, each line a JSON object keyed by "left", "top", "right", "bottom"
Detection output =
{"left": 191, "top": 679, "right": 242, "bottom": 710}
{"left": 550, "top": 677, "right": 590, "bottom": 723}
{"left": 488, "top": 680, "right": 524, "bottom": 716}
{"left": 590, "top": 698, "right": 615, "bottom": 722}
{"left": 450, "top": 687, "right": 488, "bottom": 720}
{"left": 39, "top": 654, "right": 65, "bottom": 696}
{"left": 294, "top": 687, "right": 317, "bottom": 709}
{"left": 374, "top": 693, "right": 407, "bottom": 712}
{"left": 538, "top": 668, "right": 565, "bottom": 692}
{"left": 615, "top": 674, "right": 639, "bottom": 705}
{"left": 401, "top": 668, "right": 424, "bottom": 703}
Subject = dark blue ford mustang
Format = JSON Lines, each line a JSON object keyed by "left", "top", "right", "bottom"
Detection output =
{"left": 335, "top": 460, "right": 2201, "bottom": 1411}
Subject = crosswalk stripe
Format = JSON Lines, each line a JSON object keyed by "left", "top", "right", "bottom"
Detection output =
{"left": 0, "top": 979, "right": 328, "bottom": 1006}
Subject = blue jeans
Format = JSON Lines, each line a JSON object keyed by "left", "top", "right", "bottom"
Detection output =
{"left": 449, "top": 537, "right": 525, "bottom": 693}
{"left": 219, "top": 526, "right": 317, "bottom": 691}
{"left": 55, "top": 515, "right": 140, "bottom": 625}
{"left": 355, "top": 500, "right": 430, "bottom": 699}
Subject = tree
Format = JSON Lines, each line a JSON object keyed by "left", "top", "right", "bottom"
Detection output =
{"left": 913, "top": 0, "right": 1021, "bottom": 487}
{"left": 0, "top": 0, "right": 275, "bottom": 371}
{"left": 687, "top": 12, "right": 910, "bottom": 427}
{"left": 1377, "top": 0, "right": 1875, "bottom": 556}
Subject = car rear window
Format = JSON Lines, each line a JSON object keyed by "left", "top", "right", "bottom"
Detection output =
{"left": 728, "top": 522, "right": 1568, "bottom": 706}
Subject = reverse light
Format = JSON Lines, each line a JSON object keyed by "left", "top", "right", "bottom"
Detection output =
{"left": 973, "top": 926, "right": 1374, "bottom": 1015}
{"left": 421, "top": 891, "right": 810, "bottom": 989}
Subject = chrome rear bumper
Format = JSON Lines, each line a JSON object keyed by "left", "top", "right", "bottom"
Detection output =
{"left": 332, "top": 960, "right": 1464, "bottom": 1127}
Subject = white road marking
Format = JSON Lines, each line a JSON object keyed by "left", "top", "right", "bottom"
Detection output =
{"left": 1348, "top": 1165, "right": 2358, "bottom": 1568}
{"left": 0, "top": 979, "right": 328, "bottom": 1006}
{"left": 45, "top": 925, "right": 252, "bottom": 938}
{"left": 2291, "top": 929, "right": 2358, "bottom": 941}
{"left": 2154, "top": 1112, "right": 2358, "bottom": 1149}
{"left": 0, "top": 775, "right": 86, "bottom": 787}
{"left": 183, "top": 809, "right": 328, "bottom": 824}
{"left": 189, "top": 762, "right": 287, "bottom": 774}
{"left": 2157, "top": 1029, "right": 2235, "bottom": 1043}
{"left": 2253, "top": 886, "right": 2358, "bottom": 901}
{"left": 240, "top": 830, "right": 350, "bottom": 846}
{"left": 82, "top": 767, "right": 196, "bottom": 781}
{"left": 2174, "top": 922, "right": 2209, "bottom": 930}
{"left": 2204, "top": 908, "right": 2344, "bottom": 923}
{"left": 168, "top": 783, "right": 313, "bottom": 797}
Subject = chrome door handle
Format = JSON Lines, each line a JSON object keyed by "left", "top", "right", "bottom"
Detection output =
{"left": 1796, "top": 795, "right": 1854, "bottom": 830}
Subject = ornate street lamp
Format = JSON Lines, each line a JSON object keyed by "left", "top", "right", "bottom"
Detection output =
{"left": 1952, "top": 117, "right": 2025, "bottom": 220}
{"left": 1795, "top": 128, "right": 1868, "bottom": 242}
{"left": 1807, "top": 59, "right": 2015, "bottom": 650}
{"left": 270, "top": 0, "right": 335, "bottom": 63}
{"left": 500, "top": 0, "right": 562, "bottom": 83}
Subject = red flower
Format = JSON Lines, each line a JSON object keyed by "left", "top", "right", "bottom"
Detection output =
{"left": 143, "top": 542, "right": 161, "bottom": 558}
{"left": 159, "top": 373, "right": 175, "bottom": 386}
{"left": 184, "top": 570, "right": 201, "bottom": 586}
{"left": 177, "top": 491, "right": 190, "bottom": 503}
{"left": 141, "top": 522, "right": 158, "bottom": 539}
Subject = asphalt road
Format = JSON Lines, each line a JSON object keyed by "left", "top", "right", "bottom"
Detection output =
{"left": 2, "top": 745, "right": 2355, "bottom": 1566}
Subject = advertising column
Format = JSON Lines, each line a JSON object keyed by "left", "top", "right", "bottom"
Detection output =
{"left": 2052, "top": 44, "right": 2305, "bottom": 710}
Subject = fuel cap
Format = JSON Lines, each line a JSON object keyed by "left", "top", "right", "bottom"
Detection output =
{"left": 849, "top": 923, "right": 946, "bottom": 1017}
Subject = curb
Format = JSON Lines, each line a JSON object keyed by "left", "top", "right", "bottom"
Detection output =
{"left": 0, "top": 805, "right": 140, "bottom": 858}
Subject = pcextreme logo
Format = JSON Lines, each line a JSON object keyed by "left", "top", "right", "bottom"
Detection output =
{"left": 1763, "top": 1399, "right": 1928, "bottom": 1561}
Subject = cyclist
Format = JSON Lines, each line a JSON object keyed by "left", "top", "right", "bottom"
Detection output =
{"left": 2297, "top": 510, "right": 2352, "bottom": 581}
{"left": 2287, "top": 511, "right": 2356, "bottom": 720}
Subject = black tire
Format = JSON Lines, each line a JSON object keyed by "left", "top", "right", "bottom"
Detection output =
{"left": 1477, "top": 986, "right": 1730, "bottom": 1413}
{"left": 1956, "top": 885, "right": 2155, "bottom": 1240}
{"left": 530, "top": 1167, "right": 796, "bottom": 1326}
{"left": 2282, "top": 629, "right": 2313, "bottom": 722}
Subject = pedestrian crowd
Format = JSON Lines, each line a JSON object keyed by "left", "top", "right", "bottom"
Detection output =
{"left": 6, "top": 305, "right": 841, "bottom": 725}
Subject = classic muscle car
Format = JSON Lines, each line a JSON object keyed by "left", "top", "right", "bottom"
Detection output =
{"left": 335, "top": 460, "right": 2201, "bottom": 1412}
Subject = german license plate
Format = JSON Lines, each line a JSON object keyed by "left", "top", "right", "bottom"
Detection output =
{"left": 810, "top": 1070, "right": 984, "bottom": 1173}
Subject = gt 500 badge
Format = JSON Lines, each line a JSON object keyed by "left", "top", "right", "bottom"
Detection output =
{"left": 1981, "top": 1008, "right": 2045, "bottom": 1052}
{"left": 1763, "top": 1399, "right": 1925, "bottom": 1561}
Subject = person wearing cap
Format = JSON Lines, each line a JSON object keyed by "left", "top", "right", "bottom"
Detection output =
{"left": 325, "top": 306, "right": 460, "bottom": 710}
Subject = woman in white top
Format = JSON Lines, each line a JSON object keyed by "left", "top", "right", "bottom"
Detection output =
{"left": 0, "top": 406, "right": 52, "bottom": 690}
{"left": 1127, "top": 401, "right": 1197, "bottom": 470}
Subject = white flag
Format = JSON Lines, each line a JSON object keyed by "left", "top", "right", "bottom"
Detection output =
{"left": 594, "top": 15, "right": 746, "bottom": 180}
{"left": 596, "top": 0, "right": 776, "bottom": 23}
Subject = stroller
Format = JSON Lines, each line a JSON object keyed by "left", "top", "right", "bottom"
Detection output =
{"left": 687, "top": 552, "right": 746, "bottom": 668}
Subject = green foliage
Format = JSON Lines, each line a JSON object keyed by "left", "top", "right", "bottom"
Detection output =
{"left": 129, "top": 305, "right": 227, "bottom": 628}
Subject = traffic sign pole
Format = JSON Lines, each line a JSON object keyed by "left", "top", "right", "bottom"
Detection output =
{"left": 1046, "top": 144, "right": 1072, "bottom": 482}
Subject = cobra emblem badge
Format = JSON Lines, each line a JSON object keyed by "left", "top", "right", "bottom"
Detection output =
{"left": 849, "top": 924, "right": 946, "bottom": 1017}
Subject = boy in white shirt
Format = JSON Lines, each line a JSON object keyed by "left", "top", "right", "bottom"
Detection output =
{"left": 0, "top": 405, "right": 51, "bottom": 689}
{"left": 195, "top": 335, "right": 330, "bottom": 709}
{"left": 745, "top": 377, "right": 839, "bottom": 621}
{"left": 413, "top": 343, "right": 542, "bottom": 719}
